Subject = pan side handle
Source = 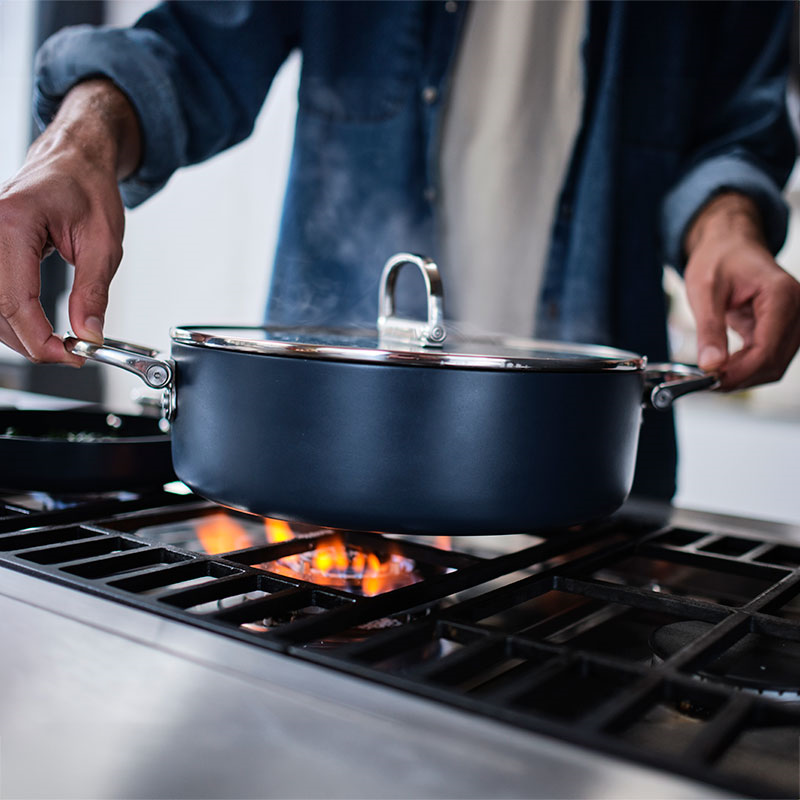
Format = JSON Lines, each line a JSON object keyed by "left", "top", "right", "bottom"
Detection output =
{"left": 65, "top": 336, "right": 176, "bottom": 422}
{"left": 65, "top": 336, "right": 173, "bottom": 388}
{"left": 645, "top": 363, "right": 720, "bottom": 410}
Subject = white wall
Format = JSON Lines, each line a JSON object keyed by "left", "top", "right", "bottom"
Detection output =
{"left": 674, "top": 395, "right": 800, "bottom": 525}
{"left": 0, "top": 0, "right": 34, "bottom": 178}
{"left": 0, "top": 0, "right": 37, "bottom": 373}
{"left": 99, "top": 53, "right": 300, "bottom": 409}
{"left": 99, "top": 1, "right": 300, "bottom": 410}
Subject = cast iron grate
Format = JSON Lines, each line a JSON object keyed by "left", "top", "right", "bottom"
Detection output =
{"left": 0, "top": 486, "right": 189, "bottom": 530}
{"left": 0, "top": 498, "right": 798, "bottom": 798}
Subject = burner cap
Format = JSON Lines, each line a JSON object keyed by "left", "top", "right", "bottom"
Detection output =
{"left": 650, "top": 621, "right": 800, "bottom": 696}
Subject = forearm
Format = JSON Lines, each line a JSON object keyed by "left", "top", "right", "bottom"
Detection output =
{"left": 33, "top": 3, "right": 298, "bottom": 208}
{"left": 29, "top": 79, "right": 141, "bottom": 182}
{"left": 684, "top": 192, "right": 766, "bottom": 258}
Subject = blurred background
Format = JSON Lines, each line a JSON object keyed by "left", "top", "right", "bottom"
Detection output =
{"left": 1, "top": 0, "right": 799, "bottom": 524}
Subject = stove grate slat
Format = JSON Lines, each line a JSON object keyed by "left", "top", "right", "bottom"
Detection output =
{"left": 157, "top": 570, "right": 293, "bottom": 610}
{"left": 211, "top": 587, "right": 315, "bottom": 626}
{"left": 106, "top": 558, "right": 244, "bottom": 593}
{"left": 14, "top": 534, "right": 147, "bottom": 565}
{"left": 638, "top": 539, "right": 790, "bottom": 582}
{"left": 554, "top": 575, "right": 732, "bottom": 622}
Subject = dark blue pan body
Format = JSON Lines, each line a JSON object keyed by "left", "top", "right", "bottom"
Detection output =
{"left": 170, "top": 341, "right": 644, "bottom": 534}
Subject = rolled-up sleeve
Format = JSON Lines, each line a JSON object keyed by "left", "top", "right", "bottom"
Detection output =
{"left": 661, "top": 152, "right": 790, "bottom": 269}
{"left": 660, "top": 1, "right": 796, "bottom": 270}
{"left": 33, "top": 2, "right": 299, "bottom": 207}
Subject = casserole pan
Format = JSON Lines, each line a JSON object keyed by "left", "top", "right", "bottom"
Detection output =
{"left": 66, "top": 254, "right": 715, "bottom": 533}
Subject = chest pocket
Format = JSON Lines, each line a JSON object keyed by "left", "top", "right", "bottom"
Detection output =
{"left": 298, "top": 2, "right": 425, "bottom": 122}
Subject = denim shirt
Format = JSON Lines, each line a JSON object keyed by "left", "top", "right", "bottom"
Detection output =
{"left": 33, "top": 0, "right": 796, "bottom": 498}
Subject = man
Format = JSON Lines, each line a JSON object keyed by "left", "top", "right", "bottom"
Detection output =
{"left": 0, "top": 0, "right": 798, "bottom": 498}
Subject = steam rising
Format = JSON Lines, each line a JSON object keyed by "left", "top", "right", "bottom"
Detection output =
{"left": 265, "top": 121, "right": 444, "bottom": 331}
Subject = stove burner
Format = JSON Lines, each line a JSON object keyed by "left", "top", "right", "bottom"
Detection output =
{"left": 259, "top": 519, "right": 422, "bottom": 596}
{"left": 650, "top": 620, "right": 800, "bottom": 701}
{"left": 2, "top": 489, "right": 139, "bottom": 512}
{"left": 240, "top": 605, "right": 405, "bottom": 647}
{"left": 270, "top": 539, "right": 418, "bottom": 596}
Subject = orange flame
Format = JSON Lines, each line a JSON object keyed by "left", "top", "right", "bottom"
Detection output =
{"left": 363, "top": 551, "right": 397, "bottom": 597}
{"left": 195, "top": 512, "right": 255, "bottom": 555}
{"left": 191, "top": 514, "right": 418, "bottom": 596}
{"left": 263, "top": 521, "right": 415, "bottom": 596}
{"left": 435, "top": 536, "right": 452, "bottom": 551}
{"left": 264, "top": 518, "right": 293, "bottom": 543}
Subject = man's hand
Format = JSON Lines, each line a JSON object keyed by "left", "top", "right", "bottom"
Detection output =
{"left": 683, "top": 192, "right": 800, "bottom": 391}
{"left": 0, "top": 79, "right": 140, "bottom": 364}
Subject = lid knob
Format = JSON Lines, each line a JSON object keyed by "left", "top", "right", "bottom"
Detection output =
{"left": 377, "top": 253, "right": 447, "bottom": 348}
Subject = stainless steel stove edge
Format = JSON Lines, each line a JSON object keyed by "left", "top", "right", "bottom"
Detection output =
{"left": 0, "top": 566, "right": 722, "bottom": 800}
{"left": 623, "top": 496, "right": 800, "bottom": 542}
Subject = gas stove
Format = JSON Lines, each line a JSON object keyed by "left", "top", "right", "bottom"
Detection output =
{"left": 0, "top": 476, "right": 799, "bottom": 798}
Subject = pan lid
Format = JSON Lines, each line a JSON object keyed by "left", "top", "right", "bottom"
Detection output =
{"left": 171, "top": 325, "right": 644, "bottom": 372}
{"left": 171, "top": 254, "right": 645, "bottom": 373}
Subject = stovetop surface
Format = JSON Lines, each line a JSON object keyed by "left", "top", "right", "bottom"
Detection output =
{"left": 0, "top": 479, "right": 798, "bottom": 798}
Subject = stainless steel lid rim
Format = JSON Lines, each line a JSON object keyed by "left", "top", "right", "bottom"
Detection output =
{"left": 170, "top": 325, "right": 647, "bottom": 373}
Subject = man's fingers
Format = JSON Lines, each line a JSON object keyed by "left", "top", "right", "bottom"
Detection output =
{"left": 684, "top": 259, "right": 730, "bottom": 373}
{"left": 0, "top": 313, "right": 40, "bottom": 360}
{"left": 0, "top": 235, "right": 82, "bottom": 365}
{"left": 722, "top": 339, "right": 793, "bottom": 389}
{"left": 718, "top": 280, "right": 800, "bottom": 390}
{"left": 67, "top": 229, "right": 122, "bottom": 344}
{"left": 0, "top": 290, "right": 81, "bottom": 364}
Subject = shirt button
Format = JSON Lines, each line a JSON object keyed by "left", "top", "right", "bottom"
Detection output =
{"left": 424, "top": 186, "right": 437, "bottom": 203}
{"left": 445, "top": 1, "right": 458, "bottom": 12}
{"left": 421, "top": 86, "right": 439, "bottom": 105}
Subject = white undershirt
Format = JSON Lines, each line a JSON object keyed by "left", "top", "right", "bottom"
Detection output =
{"left": 439, "top": 0, "right": 586, "bottom": 337}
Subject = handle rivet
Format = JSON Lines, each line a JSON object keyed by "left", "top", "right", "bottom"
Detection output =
{"left": 651, "top": 389, "right": 672, "bottom": 410}
{"left": 146, "top": 365, "right": 168, "bottom": 387}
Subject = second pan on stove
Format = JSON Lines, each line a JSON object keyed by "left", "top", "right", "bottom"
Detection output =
{"left": 0, "top": 408, "right": 175, "bottom": 492}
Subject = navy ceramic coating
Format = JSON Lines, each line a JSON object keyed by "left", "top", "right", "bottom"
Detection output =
{"left": 169, "top": 341, "right": 644, "bottom": 534}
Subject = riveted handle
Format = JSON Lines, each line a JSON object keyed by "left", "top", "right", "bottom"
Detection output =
{"left": 377, "top": 253, "right": 447, "bottom": 348}
{"left": 644, "top": 363, "right": 719, "bottom": 410}
{"left": 65, "top": 336, "right": 176, "bottom": 420}
{"left": 66, "top": 336, "right": 172, "bottom": 388}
